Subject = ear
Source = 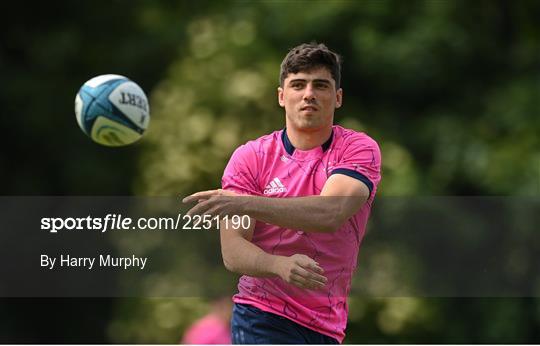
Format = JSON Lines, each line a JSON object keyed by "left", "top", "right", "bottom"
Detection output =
{"left": 277, "top": 87, "right": 285, "bottom": 107}
{"left": 335, "top": 88, "right": 343, "bottom": 109}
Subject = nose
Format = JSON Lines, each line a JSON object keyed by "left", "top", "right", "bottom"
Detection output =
{"left": 303, "top": 83, "right": 316, "bottom": 102}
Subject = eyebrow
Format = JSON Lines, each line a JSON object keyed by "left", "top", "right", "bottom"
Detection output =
{"left": 288, "top": 78, "right": 331, "bottom": 85}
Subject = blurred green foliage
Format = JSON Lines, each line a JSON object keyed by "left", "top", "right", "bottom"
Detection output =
{"left": 1, "top": 0, "right": 539, "bottom": 343}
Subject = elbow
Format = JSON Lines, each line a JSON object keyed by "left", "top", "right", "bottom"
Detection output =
{"left": 222, "top": 256, "right": 234, "bottom": 272}
{"left": 320, "top": 214, "right": 345, "bottom": 233}
{"left": 320, "top": 200, "right": 356, "bottom": 232}
{"left": 222, "top": 253, "right": 239, "bottom": 273}
{"left": 321, "top": 213, "right": 347, "bottom": 233}
{"left": 221, "top": 237, "right": 248, "bottom": 274}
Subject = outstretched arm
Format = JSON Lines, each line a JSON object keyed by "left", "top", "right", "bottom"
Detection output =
{"left": 183, "top": 173, "right": 370, "bottom": 233}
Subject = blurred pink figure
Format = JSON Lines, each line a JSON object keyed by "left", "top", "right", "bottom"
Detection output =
{"left": 181, "top": 297, "right": 232, "bottom": 344}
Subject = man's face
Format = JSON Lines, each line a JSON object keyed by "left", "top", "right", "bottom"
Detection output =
{"left": 278, "top": 67, "right": 342, "bottom": 132}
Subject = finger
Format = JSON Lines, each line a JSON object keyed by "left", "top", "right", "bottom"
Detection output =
{"left": 293, "top": 261, "right": 325, "bottom": 283}
{"left": 186, "top": 200, "right": 211, "bottom": 216}
{"left": 292, "top": 267, "right": 327, "bottom": 285}
{"left": 290, "top": 275, "right": 317, "bottom": 289}
{"left": 310, "top": 263, "right": 325, "bottom": 275}
{"left": 290, "top": 275, "right": 325, "bottom": 290}
{"left": 299, "top": 261, "right": 325, "bottom": 275}
{"left": 291, "top": 272, "right": 325, "bottom": 288}
{"left": 182, "top": 191, "right": 215, "bottom": 204}
{"left": 182, "top": 190, "right": 220, "bottom": 203}
{"left": 290, "top": 278, "right": 308, "bottom": 289}
{"left": 185, "top": 205, "right": 198, "bottom": 217}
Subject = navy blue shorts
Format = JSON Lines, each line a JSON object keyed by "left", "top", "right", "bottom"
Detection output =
{"left": 231, "top": 303, "right": 339, "bottom": 344}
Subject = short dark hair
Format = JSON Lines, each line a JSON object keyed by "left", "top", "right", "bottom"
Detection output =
{"left": 279, "top": 42, "right": 342, "bottom": 89}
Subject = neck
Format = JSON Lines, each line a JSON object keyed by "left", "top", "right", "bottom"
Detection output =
{"left": 286, "top": 125, "right": 333, "bottom": 150}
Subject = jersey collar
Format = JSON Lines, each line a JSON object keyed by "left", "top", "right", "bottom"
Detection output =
{"left": 281, "top": 127, "right": 334, "bottom": 156}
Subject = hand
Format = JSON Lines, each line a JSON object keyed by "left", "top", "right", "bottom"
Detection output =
{"left": 273, "top": 254, "right": 327, "bottom": 290}
{"left": 182, "top": 189, "right": 244, "bottom": 217}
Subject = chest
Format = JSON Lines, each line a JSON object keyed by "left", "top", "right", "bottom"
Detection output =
{"left": 258, "top": 151, "right": 340, "bottom": 196}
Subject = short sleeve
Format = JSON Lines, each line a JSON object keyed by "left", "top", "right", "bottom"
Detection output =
{"left": 221, "top": 143, "right": 261, "bottom": 195}
{"left": 330, "top": 134, "right": 382, "bottom": 198}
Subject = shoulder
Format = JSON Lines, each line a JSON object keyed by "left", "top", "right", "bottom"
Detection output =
{"left": 333, "top": 125, "right": 381, "bottom": 153}
{"left": 231, "top": 130, "right": 282, "bottom": 159}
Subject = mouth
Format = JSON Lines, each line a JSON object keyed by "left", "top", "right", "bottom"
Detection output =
{"left": 300, "top": 105, "right": 318, "bottom": 112}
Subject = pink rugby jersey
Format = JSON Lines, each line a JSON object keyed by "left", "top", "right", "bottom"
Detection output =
{"left": 221, "top": 125, "right": 381, "bottom": 343}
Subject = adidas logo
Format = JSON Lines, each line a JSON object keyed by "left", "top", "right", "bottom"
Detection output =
{"left": 263, "top": 178, "right": 287, "bottom": 195}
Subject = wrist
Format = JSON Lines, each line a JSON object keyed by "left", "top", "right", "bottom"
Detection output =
{"left": 268, "top": 255, "right": 286, "bottom": 279}
{"left": 255, "top": 252, "right": 284, "bottom": 278}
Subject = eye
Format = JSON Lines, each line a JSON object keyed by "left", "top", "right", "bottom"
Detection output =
{"left": 315, "top": 83, "right": 329, "bottom": 89}
{"left": 291, "top": 83, "right": 304, "bottom": 89}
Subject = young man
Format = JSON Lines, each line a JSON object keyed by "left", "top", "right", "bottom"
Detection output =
{"left": 183, "top": 43, "right": 381, "bottom": 344}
